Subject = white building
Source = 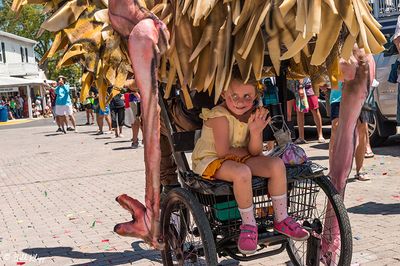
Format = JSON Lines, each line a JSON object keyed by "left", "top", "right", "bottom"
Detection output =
{"left": 0, "top": 30, "right": 51, "bottom": 118}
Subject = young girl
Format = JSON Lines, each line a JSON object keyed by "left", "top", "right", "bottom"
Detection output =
{"left": 192, "top": 71, "right": 309, "bottom": 254}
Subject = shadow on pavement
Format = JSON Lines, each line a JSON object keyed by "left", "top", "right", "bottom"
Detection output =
{"left": 44, "top": 133, "right": 63, "bottom": 137}
{"left": 105, "top": 140, "right": 131, "bottom": 145}
{"left": 309, "top": 143, "right": 329, "bottom": 150}
{"left": 33, "top": 131, "right": 59, "bottom": 135}
{"left": 347, "top": 201, "right": 400, "bottom": 215}
{"left": 76, "top": 123, "right": 94, "bottom": 127}
{"left": 23, "top": 242, "right": 162, "bottom": 265}
{"left": 76, "top": 131, "right": 98, "bottom": 134}
{"left": 112, "top": 146, "right": 134, "bottom": 151}
{"left": 373, "top": 145, "right": 400, "bottom": 157}
{"left": 307, "top": 155, "right": 329, "bottom": 161}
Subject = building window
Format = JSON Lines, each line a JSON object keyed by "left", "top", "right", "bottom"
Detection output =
{"left": 25, "top": 47, "right": 28, "bottom": 63}
{"left": 20, "top": 47, "right": 24, "bottom": 62}
{"left": 0, "top": 42, "right": 5, "bottom": 63}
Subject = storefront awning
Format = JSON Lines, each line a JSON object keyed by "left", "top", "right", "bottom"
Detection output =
{"left": 0, "top": 76, "right": 49, "bottom": 88}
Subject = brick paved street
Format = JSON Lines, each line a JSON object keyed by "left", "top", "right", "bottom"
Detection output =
{"left": 0, "top": 115, "right": 399, "bottom": 265}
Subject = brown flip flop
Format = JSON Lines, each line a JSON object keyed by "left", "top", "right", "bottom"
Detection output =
{"left": 365, "top": 152, "right": 375, "bottom": 158}
{"left": 355, "top": 172, "right": 370, "bottom": 181}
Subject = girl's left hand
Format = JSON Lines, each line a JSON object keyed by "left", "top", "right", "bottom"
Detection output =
{"left": 248, "top": 107, "right": 271, "bottom": 134}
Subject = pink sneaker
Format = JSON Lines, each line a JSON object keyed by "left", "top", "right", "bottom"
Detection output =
{"left": 238, "top": 224, "right": 258, "bottom": 254}
{"left": 274, "top": 217, "right": 310, "bottom": 241}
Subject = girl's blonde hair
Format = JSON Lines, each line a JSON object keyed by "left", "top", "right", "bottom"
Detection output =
{"left": 230, "top": 66, "right": 262, "bottom": 97}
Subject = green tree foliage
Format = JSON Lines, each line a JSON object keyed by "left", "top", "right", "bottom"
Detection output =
{"left": 0, "top": 0, "right": 82, "bottom": 87}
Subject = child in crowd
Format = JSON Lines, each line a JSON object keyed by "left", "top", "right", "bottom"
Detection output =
{"left": 191, "top": 69, "right": 309, "bottom": 255}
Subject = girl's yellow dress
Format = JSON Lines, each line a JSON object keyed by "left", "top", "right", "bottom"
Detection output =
{"left": 192, "top": 106, "right": 251, "bottom": 180}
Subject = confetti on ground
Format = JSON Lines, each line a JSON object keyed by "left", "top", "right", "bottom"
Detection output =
{"left": 383, "top": 172, "right": 388, "bottom": 175}
{"left": 52, "top": 235, "right": 59, "bottom": 238}
{"left": 356, "top": 198, "right": 364, "bottom": 202}
{"left": 69, "top": 217, "right": 77, "bottom": 221}
{"left": 354, "top": 236, "right": 361, "bottom": 240}
{"left": 103, "top": 245, "right": 111, "bottom": 250}
{"left": 44, "top": 191, "right": 47, "bottom": 197}
{"left": 17, "top": 220, "right": 23, "bottom": 224}
{"left": 101, "top": 239, "right": 109, "bottom": 243}
{"left": 16, "top": 262, "right": 25, "bottom": 265}
{"left": 392, "top": 195, "right": 400, "bottom": 200}
{"left": 79, "top": 211, "right": 86, "bottom": 214}
{"left": 91, "top": 221, "right": 96, "bottom": 228}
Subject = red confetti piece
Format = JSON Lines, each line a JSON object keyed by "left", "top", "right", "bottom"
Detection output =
{"left": 392, "top": 195, "right": 400, "bottom": 200}
{"left": 101, "top": 239, "right": 109, "bottom": 242}
{"left": 17, "top": 262, "right": 25, "bottom": 265}
{"left": 52, "top": 235, "right": 59, "bottom": 238}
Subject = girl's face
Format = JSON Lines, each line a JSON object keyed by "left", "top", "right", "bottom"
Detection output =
{"left": 224, "top": 79, "right": 257, "bottom": 116}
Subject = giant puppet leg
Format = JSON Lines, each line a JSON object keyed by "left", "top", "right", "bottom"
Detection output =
{"left": 109, "top": 1, "right": 169, "bottom": 249}
{"left": 321, "top": 50, "right": 370, "bottom": 264}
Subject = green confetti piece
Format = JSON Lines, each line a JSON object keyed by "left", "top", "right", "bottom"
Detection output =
{"left": 44, "top": 191, "right": 48, "bottom": 197}
{"left": 103, "top": 245, "right": 110, "bottom": 250}
{"left": 91, "top": 221, "right": 96, "bottom": 228}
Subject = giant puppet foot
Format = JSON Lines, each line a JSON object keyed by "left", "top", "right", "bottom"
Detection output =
{"left": 114, "top": 194, "right": 164, "bottom": 249}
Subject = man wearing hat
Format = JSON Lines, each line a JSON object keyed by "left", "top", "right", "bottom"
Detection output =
{"left": 55, "top": 76, "right": 76, "bottom": 133}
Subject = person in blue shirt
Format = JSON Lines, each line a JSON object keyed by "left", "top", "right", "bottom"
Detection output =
{"left": 55, "top": 76, "right": 76, "bottom": 133}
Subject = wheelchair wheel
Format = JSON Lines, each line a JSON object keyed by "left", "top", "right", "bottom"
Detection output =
{"left": 161, "top": 188, "right": 218, "bottom": 265}
{"left": 286, "top": 176, "right": 352, "bottom": 266}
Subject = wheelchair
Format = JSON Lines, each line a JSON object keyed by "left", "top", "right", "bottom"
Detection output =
{"left": 158, "top": 89, "right": 353, "bottom": 266}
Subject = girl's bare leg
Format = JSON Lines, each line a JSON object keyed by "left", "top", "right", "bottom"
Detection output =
{"left": 214, "top": 160, "right": 253, "bottom": 209}
{"left": 245, "top": 156, "right": 286, "bottom": 196}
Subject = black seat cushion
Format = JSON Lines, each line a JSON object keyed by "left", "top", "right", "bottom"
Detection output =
{"left": 182, "top": 161, "right": 326, "bottom": 196}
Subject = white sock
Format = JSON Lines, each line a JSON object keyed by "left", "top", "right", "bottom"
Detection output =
{"left": 271, "top": 194, "right": 289, "bottom": 223}
{"left": 238, "top": 204, "right": 256, "bottom": 226}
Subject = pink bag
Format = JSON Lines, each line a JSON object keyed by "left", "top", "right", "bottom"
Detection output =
{"left": 270, "top": 142, "right": 308, "bottom": 165}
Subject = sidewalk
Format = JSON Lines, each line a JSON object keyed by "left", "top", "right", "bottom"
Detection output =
{"left": 0, "top": 119, "right": 399, "bottom": 265}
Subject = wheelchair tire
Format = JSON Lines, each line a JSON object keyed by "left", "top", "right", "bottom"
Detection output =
{"left": 161, "top": 187, "right": 218, "bottom": 265}
{"left": 286, "top": 175, "right": 352, "bottom": 266}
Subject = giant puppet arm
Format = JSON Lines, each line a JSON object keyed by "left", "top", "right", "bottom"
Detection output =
{"left": 322, "top": 48, "right": 374, "bottom": 264}
{"left": 108, "top": 0, "right": 169, "bottom": 249}
{"left": 331, "top": 48, "right": 374, "bottom": 195}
